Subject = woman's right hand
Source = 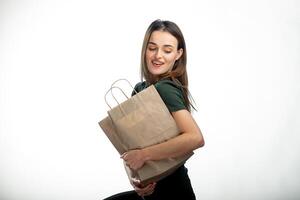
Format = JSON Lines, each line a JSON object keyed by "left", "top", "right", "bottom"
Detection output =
{"left": 132, "top": 181, "right": 156, "bottom": 197}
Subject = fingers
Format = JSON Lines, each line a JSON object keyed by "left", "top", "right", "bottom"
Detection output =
{"left": 142, "top": 183, "right": 155, "bottom": 196}
{"left": 132, "top": 179, "right": 141, "bottom": 187}
{"left": 120, "top": 152, "right": 127, "bottom": 159}
{"left": 130, "top": 163, "right": 140, "bottom": 171}
{"left": 122, "top": 154, "right": 140, "bottom": 170}
{"left": 121, "top": 153, "right": 132, "bottom": 168}
{"left": 134, "top": 182, "right": 156, "bottom": 197}
{"left": 135, "top": 186, "right": 154, "bottom": 197}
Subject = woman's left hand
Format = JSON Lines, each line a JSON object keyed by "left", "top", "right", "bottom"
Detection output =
{"left": 121, "top": 149, "right": 146, "bottom": 170}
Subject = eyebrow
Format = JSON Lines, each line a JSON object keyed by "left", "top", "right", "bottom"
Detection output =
{"left": 148, "top": 42, "right": 174, "bottom": 48}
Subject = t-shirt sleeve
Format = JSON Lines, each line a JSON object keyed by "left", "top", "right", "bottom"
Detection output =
{"left": 155, "top": 81, "right": 187, "bottom": 112}
{"left": 131, "top": 81, "right": 146, "bottom": 96}
{"left": 131, "top": 82, "right": 143, "bottom": 97}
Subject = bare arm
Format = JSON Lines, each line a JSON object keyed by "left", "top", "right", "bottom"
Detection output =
{"left": 122, "top": 109, "right": 205, "bottom": 170}
{"left": 142, "top": 109, "right": 205, "bottom": 161}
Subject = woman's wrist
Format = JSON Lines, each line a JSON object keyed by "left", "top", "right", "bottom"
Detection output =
{"left": 141, "top": 148, "right": 152, "bottom": 162}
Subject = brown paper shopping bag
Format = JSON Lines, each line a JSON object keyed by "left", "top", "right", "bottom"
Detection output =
{"left": 99, "top": 79, "right": 193, "bottom": 186}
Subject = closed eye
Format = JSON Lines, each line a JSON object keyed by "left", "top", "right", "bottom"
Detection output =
{"left": 148, "top": 47, "right": 157, "bottom": 51}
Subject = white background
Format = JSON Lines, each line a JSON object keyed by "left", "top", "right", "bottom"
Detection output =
{"left": 1, "top": 0, "right": 299, "bottom": 199}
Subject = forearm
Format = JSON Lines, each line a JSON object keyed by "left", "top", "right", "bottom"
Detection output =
{"left": 142, "top": 132, "right": 204, "bottom": 161}
{"left": 122, "top": 110, "right": 205, "bottom": 171}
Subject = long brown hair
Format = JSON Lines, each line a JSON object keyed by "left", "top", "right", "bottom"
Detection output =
{"left": 140, "top": 19, "right": 196, "bottom": 112}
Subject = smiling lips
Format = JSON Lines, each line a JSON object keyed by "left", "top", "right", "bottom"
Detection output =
{"left": 152, "top": 61, "right": 164, "bottom": 67}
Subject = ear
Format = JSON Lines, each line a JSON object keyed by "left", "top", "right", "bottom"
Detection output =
{"left": 176, "top": 48, "right": 183, "bottom": 60}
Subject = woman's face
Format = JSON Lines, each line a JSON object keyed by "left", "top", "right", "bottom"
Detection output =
{"left": 146, "top": 30, "right": 183, "bottom": 78}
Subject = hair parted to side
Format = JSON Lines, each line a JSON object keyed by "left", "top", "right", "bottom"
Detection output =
{"left": 140, "top": 19, "right": 196, "bottom": 112}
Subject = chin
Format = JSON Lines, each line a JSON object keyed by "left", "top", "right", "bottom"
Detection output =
{"left": 148, "top": 67, "right": 166, "bottom": 76}
{"left": 149, "top": 70, "right": 164, "bottom": 76}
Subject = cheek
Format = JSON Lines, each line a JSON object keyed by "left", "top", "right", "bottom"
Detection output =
{"left": 145, "top": 51, "right": 152, "bottom": 61}
{"left": 165, "top": 54, "right": 178, "bottom": 63}
{"left": 146, "top": 50, "right": 155, "bottom": 57}
{"left": 146, "top": 52, "right": 157, "bottom": 65}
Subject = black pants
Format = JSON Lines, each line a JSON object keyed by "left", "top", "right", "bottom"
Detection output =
{"left": 104, "top": 165, "right": 196, "bottom": 200}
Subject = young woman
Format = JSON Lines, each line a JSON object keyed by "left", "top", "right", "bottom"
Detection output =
{"left": 104, "top": 19, "right": 205, "bottom": 200}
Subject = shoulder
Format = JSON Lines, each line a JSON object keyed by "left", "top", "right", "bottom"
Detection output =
{"left": 131, "top": 81, "right": 147, "bottom": 96}
{"left": 154, "top": 79, "right": 187, "bottom": 112}
{"left": 154, "top": 79, "right": 182, "bottom": 94}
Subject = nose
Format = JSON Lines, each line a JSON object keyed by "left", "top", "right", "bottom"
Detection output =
{"left": 155, "top": 49, "right": 163, "bottom": 59}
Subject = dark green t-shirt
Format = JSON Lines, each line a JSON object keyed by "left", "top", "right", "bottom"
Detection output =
{"left": 131, "top": 79, "right": 187, "bottom": 112}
